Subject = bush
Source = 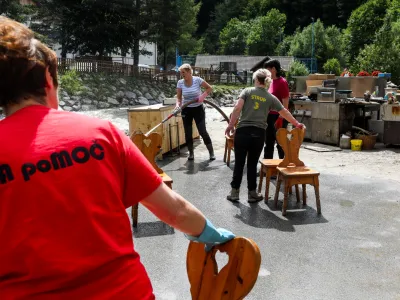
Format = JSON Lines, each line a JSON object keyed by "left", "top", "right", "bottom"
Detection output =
{"left": 287, "top": 60, "right": 310, "bottom": 79}
{"left": 60, "top": 69, "right": 83, "bottom": 96}
{"left": 323, "top": 58, "right": 341, "bottom": 75}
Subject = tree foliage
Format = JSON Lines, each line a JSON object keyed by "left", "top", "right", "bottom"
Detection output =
{"left": 246, "top": 9, "right": 286, "bottom": 56}
{"left": 219, "top": 18, "right": 249, "bottom": 55}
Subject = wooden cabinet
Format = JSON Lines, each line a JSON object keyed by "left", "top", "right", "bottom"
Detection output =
{"left": 128, "top": 104, "right": 199, "bottom": 155}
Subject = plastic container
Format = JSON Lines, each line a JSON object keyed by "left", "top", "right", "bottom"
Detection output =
{"left": 350, "top": 139, "right": 363, "bottom": 151}
{"left": 340, "top": 135, "right": 351, "bottom": 149}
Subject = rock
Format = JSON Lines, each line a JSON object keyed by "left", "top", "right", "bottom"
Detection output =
{"left": 110, "top": 86, "right": 117, "bottom": 92}
{"left": 107, "top": 97, "right": 119, "bottom": 105}
{"left": 71, "top": 96, "right": 80, "bottom": 101}
{"left": 135, "top": 90, "right": 143, "bottom": 97}
{"left": 63, "top": 106, "right": 73, "bottom": 111}
{"left": 67, "top": 100, "right": 76, "bottom": 106}
{"left": 63, "top": 96, "right": 71, "bottom": 101}
{"left": 82, "top": 99, "right": 92, "bottom": 104}
{"left": 129, "top": 100, "right": 136, "bottom": 106}
{"left": 149, "top": 100, "right": 158, "bottom": 105}
{"left": 121, "top": 99, "right": 129, "bottom": 106}
{"left": 59, "top": 100, "right": 66, "bottom": 106}
{"left": 62, "top": 91, "right": 69, "bottom": 97}
{"left": 116, "top": 91, "right": 125, "bottom": 99}
{"left": 144, "top": 92, "right": 153, "bottom": 100}
{"left": 137, "top": 97, "right": 149, "bottom": 106}
{"left": 81, "top": 105, "right": 97, "bottom": 111}
{"left": 98, "top": 102, "right": 111, "bottom": 109}
{"left": 125, "top": 91, "right": 136, "bottom": 99}
{"left": 141, "top": 86, "right": 149, "bottom": 93}
{"left": 73, "top": 105, "right": 80, "bottom": 111}
{"left": 119, "top": 78, "right": 127, "bottom": 85}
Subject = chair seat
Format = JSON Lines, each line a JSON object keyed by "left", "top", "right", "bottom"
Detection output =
{"left": 277, "top": 166, "right": 320, "bottom": 176}
{"left": 260, "top": 159, "right": 283, "bottom": 167}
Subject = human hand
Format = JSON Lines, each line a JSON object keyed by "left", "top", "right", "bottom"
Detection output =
{"left": 225, "top": 125, "right": 235, "bottom": 138}
{"left": 294, "top": 121, "right": 306, "bottom": 129}
{"left": 185, "top": 219, "right": 235, "bottom": 252}
{"left": 198, "top": 92, "right": 208, "bottom": 103}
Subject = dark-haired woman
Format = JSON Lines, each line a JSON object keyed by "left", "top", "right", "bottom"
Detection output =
{"left": 0, "top": 16, "right": 234, "bottom": 299}
{"left": 263, "top": 59, "right": 290, "bottom": 160}
{"left": 225, "top": 69, "right": 305, "bottom": 203}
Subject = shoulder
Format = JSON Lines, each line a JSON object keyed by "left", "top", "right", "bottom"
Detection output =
{"left": 277, "top": 77, "right": 288, "bottom": 85}
{"left": 194, "top": 76, "right": 204, "bottom": 83}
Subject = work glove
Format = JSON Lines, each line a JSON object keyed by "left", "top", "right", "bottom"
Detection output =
{"left": 185, "top": 219, "right": 235, "bottom": 252}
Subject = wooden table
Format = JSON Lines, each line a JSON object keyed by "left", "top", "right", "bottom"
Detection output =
{"left": 128, "top": 104, "right": 199, "bottom": 155}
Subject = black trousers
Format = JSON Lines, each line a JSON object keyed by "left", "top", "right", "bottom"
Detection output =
{"left": 181, "top": 105, "right": 212, "bottom": 149}
{"left": 231, "top": 126, "right": 265, "bottom": 191}
{"left": 264, "top": 113, "right": 288, "bottom": 159}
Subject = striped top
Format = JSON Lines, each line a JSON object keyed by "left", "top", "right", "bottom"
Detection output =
{"left": 177, "top": 76, "right": 204, "bottom": 108}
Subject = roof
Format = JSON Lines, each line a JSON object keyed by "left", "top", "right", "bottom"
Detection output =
{"left": 195, "top": 55, "right": 295, "bottom": 71}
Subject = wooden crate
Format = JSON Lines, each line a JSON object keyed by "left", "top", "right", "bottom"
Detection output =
{"left": 128, "top": 104, "right": 199, "bottom": 155}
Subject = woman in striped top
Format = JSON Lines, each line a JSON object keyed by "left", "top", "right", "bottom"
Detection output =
{"left": 176, "top": 64, "right": 215, "bottom": 161}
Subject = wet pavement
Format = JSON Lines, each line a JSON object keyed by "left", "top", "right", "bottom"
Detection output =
{"left": 81, "top": 107, "right": 400, "bottom": 300}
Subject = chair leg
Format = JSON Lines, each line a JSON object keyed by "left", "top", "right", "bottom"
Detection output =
{"left": 302, "top": 184, "right": 307, "bottom": 205}
{"left": 264, "top": 171, "right": 271, "bottom": 203}
{"left": 274, "top": 173, "right": 282, "bottom": 208}
{"left": 223, "top": 140, "right": 227, "bottom": 163}
{"left": 258, "top": 167, "right": 264, "bottom": 194}
{"left": 132, "top": 204, "right": 139, "bottom": 228}
{"left": 313, "top": 176, "right": 321, "bottom": 214}
{"left": 295, "top": 185, "right": 300, "bottom": 203}
{"left": 282, "top": 182, "right": 290, "bottom": 216}
{"left": 227, "top": 147, "right": 231, "bottom": 167}
{"left": 289, "top": 186, "right": 293, "bottom": 195}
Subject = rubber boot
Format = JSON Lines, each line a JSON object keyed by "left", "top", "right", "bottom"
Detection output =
{"left": 227, "top": 188, "right": 240, "bottom": 202}
{"left": 188, "top": 144, "right": 194, "bottom": 161}
{"left": 248, "top": 190, "right": 263, "bottom": 203}
{"left": 206, "top": 143, "right": 216, "bottom": 161}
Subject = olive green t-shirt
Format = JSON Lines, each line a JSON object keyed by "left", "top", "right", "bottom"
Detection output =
{"left": 236, "top": 87, "right": 284, "bottom": 130}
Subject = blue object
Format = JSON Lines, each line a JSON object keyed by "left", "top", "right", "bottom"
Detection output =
{"left": 378, "top": 73, "right": 391, "bottom": 78}
{"left": 185, "top": 219, "right": 235, "bottom": 252}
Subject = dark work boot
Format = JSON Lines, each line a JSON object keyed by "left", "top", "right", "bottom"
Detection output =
{"left": 206, "top": 143, "right": 216, "bottom": 161}
{"left": 188, "top": 144, "right": 194, "bottom": 161}
{"left": 248, "top": 190, "right": 263, "bottom": 203}
{"left": 227, "top": 188, "right": 240, "bottom": 202}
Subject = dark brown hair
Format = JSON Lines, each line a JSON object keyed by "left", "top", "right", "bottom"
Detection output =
{"left": 0, "top": 16, "right": 58, "bottom": 107}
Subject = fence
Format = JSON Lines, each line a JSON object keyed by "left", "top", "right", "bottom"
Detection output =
{"left": 57, "top": 58, "right": 252, "bottom": 85}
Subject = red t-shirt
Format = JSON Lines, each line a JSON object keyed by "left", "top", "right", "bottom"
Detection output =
{"left": 268, "top": 77, "right": 289, "bottom": 115}
{"left": 0, "top": 105, "right": 163, "bottom": 299}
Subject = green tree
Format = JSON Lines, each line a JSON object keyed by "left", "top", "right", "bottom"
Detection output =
{"left": 219, "top": 18, "right": 249, "bottom": 55}
{"left": 345, "top": 0, "right": 389, "bottom": 61}
{"left": 246, "top": 9, "right": 286, "bottom": 56}
{"left": 288, "top": 20, "right": 346, "bottom": 71}
{"left": 0, "top": 0, "right": 33, "bottom": 22}
{"left": 203, "top": 0, "right": 248, "bottom": 54}
{"left": 323, "top": 58, "right": 341, "bottom": 75}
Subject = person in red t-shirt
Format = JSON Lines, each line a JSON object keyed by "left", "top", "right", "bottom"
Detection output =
{"left": 262, "top": 59, "right": 290, "bottom": 160}
{"left": 0, "top": 17, "right": 235, "bottom": 300}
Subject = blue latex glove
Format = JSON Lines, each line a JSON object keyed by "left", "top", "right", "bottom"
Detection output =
{"left": 185, "top": 219, "right": 235, "bottom": 252}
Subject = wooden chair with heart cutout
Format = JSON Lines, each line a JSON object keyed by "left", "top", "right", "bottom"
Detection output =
{"left": 273, "top": 128, "right": 321, "bottom": 216}
{"left": 130, "top": 132, "right": 173, "bottom": 227}
{"left": 187, "top": 237, "right": 261, "bottom": 300}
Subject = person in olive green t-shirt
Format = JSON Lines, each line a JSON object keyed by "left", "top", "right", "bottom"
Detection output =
{"left": 225, "top": 69, "right": 305, "bottom": 203}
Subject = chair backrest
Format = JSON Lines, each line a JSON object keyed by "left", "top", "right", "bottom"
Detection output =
{"left": 276, "top": 128, "right": 305, "bottom": 168}
{"left": 187, "top": 237, "right": 261, "bottom": 300}
{"left": 130, "top": 132, "right": 164, "bottom": 174}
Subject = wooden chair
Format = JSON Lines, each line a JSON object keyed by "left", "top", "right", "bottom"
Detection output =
{"left": 273, "top": 128, "right": 321, "bottom": 216}
{"left": 223, "top": 115, "right": 238, "bottom": 166}
{"left": 187, "top": 237, "right": 261, "bottom": 300}
{"left": 258, "top": 159, "right": 298, "bottom": 202}
{"left": 130, "top": 132, "right": 173, "bottom": 227}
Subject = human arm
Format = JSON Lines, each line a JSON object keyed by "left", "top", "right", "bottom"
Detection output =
{"left": 176, "top": 88, "right": 182, "bottom": 108}
{"left": 197, "top": 80, "right": 213, "bottom": 103}
{"left": 278, "top": 108, "right": 305, "bottom": 129}
{"left": 225, "top": 98, "right": 244, "bottom": 138}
